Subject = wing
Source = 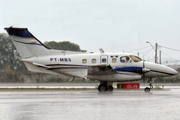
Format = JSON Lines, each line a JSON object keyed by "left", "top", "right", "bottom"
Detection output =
{"left": 32, "top": 63, "right": 116, "bottom": 78}
{"left": 32, "top": 63, "right": 87, "bottom": 79}
{"left": 88, "top": 64, "right": 116, "bottom": 75}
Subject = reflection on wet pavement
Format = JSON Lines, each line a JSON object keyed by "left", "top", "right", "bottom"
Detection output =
{"left": 0, "top": 89, "right": 180, "bottom": 120}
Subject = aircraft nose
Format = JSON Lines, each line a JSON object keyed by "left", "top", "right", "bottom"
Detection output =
{"left": 145, "top": 62, "right": 178, "bottom": 77}
{"left": 170, "top": 68, "right": 178, "bottom": 75}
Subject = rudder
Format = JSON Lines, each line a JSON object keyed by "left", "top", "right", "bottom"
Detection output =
{"left": 4, "top": 27, "right": 49, "bottom": 58}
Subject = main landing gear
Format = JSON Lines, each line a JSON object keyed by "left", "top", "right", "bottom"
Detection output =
{"left": 98, "top": 81, "right": 113, "bottom": 92}
{"left": 144, "top": 78, "right": 153, "bottom": 93}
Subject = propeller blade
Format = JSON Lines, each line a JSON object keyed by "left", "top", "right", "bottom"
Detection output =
{"left": 142, "top": 59, "right": 145, "bottom": 83}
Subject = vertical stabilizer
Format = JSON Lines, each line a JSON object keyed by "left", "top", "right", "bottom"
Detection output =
{"left": 4, "top": 27, "right": 49, "bottom": 58}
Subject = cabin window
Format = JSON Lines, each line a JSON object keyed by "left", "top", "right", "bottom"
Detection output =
{"left": 129, "top": 55, "right": 142, "bottom": 62}
{"left": 92, "top": 59, "right": 96, "bottom": 63}
{"left": 120, "top": 56, "right": 130, "bottom": 63}
{"left": 82, "top": 59, "right": 87, "bottom": 64}
{"left": 112, "top": 58, "right": 117, "bottom": 63}
{"left": 102, "top": 58, "right": 106, "bottom": 63}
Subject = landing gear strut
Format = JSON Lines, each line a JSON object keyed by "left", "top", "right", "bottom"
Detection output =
{"left": 98, "top": 81, "right": 113, "bottom": 92}
{"left": 144, "top": 78, "right": 153, "bottom": 93}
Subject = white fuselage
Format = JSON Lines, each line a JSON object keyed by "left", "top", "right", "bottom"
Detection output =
{"left": 22, "top": 52, "right": 177, "bottom": 82}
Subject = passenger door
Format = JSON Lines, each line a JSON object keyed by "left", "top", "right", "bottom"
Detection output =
{"left": 100, "top": 55, "right": 108, "bottom": 64}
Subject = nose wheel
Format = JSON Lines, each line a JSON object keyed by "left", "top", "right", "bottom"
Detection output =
{"left": 144, "top": 87, "right": 150, "bottom": 92}
{"left": 144, "top": 78, "right": 153, "bottom": 93}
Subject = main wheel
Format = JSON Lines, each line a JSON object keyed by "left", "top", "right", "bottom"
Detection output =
{"left": 144, "top": 87, "right": 150, "bottom": 93}
{"left": 98, "top": 84, "right": 107, "bottom": 92}
{"left": 107, "top": 85, "right": 113, "bottom": 92}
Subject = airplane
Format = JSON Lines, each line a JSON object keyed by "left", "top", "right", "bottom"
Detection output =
{"left": 4, "top": 26, "right": 178, "bottom": 92}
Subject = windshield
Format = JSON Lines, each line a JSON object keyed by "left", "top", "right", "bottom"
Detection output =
{"left": 129, "top": 55, "right": 142, "bottom": 62}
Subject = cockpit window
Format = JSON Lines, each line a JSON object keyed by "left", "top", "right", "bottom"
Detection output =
{"left": 129, "top": 55, "right": 142, "bottom": 62}
{"left": 120, "top": 56, "right": 130, "bottom": 63}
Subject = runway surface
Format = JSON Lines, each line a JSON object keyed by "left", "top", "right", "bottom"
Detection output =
{"left": 0, "top": 83, "right": 179, "bottom": 89}
{"left": 0, "top": 88, "right": 180, "bottom": 120}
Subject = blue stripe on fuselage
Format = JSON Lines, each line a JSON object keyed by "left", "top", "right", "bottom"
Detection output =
{"left": 114, "top": 67, "right": 143, "bottom": 74}
{"left": 114, "top": 67, "right": 176, "bottom": 76}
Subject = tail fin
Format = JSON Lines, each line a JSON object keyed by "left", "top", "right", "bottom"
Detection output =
{"left": 4, "top": 27, "right": 49, "bottom": 58}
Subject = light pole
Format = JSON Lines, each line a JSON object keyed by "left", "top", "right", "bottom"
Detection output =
{"left": 159, "top": 50, "right": 161, "bottom": 64}
{"left": 146, "top": 41, "right": 158, "bottom": 63}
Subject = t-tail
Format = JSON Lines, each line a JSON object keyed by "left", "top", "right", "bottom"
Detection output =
{"left": 4, "top": 27, "right": 51, "bottom": 58}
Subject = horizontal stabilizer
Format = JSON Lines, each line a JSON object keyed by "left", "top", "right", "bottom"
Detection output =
{"left": 4, "top": 27, "right": 35, "bottom": 38}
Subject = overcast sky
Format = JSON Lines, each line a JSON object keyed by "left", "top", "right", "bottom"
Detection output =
{"left": 1, "top": 0, "right": 180, "bottom": 63}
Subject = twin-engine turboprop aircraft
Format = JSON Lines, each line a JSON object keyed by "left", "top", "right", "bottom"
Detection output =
{"left": 4, "top": 27, "right": 178, "bottom": 92}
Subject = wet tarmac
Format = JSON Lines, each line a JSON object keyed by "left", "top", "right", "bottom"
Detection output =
{"left": 0, "top": 89, "right": 180, "bottom": 120}
{"left": 0, "top": 83, "right": 179, "bottom": 89}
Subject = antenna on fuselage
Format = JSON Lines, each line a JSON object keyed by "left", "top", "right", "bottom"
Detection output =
{"left": 99, "top": 48, "right": 105, "bottom": 53}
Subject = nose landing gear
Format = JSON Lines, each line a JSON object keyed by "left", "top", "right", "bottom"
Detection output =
{"left": 144, "top": 78, "right": 153, "bottom": 93}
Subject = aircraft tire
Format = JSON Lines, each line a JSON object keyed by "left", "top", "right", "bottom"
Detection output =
{"left": 107, "top": 85, "right": 113, "bottom": 92}
{"left": 98, "top": 84, "right": 107, "bottom": 92}
{"left": 144, "top": 87, "right": 150, "bottom": 93}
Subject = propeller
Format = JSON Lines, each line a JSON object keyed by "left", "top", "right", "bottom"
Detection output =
{"left": 142, "top": 60, "right": 150, "bottom": 83}
{"left": 142, "top": 60, "right": 145, "bottom": 83}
